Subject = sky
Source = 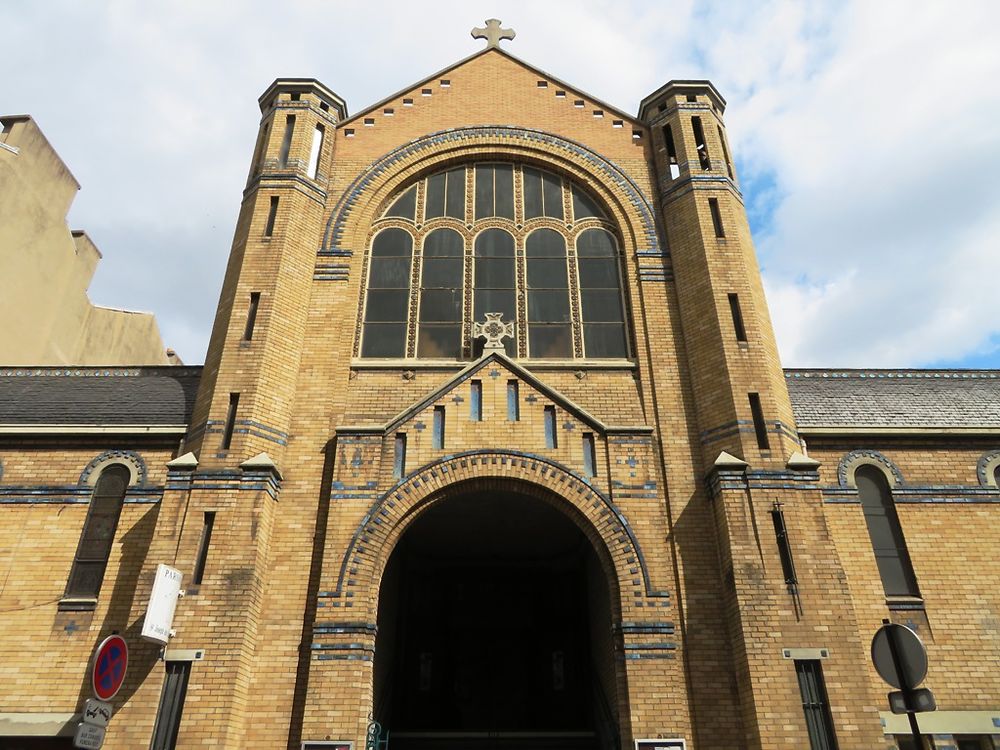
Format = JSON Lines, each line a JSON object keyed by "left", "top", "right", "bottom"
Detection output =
{"left": 3, "top": 0, "right": 1000, "bottom": 368}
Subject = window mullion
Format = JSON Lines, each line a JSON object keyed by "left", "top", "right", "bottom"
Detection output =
{"left": 568, "top": 243, "right": 584, "bottom": 357}
{"left": 515, "top": 239, "right": 528, "bottom": 358}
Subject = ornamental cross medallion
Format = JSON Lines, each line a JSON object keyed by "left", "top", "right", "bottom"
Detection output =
{"left": 471, "top": 19, "right": 516, "bottom": 49}
{"left": 473, "top": 312, "right": 514, "bottom": 354}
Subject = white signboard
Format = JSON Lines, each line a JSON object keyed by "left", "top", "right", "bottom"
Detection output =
{"left": 74, "top": 722, "right": 106, "bottom": 749}
{"left": 82, "top": 698, "right": 112, "bottom": 727}
{"left": 141, "top": 564, "right": 183, "bottom": 644}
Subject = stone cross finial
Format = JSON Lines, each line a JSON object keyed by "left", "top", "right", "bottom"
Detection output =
{"left": 473, "top": 312, "right": 514, "bottom": 354}
{"left": 471, "top": 19, "right": 516, "bottom": 49}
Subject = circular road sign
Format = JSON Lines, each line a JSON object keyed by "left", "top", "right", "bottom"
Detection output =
{"left": 871, "top": 623, "right": 927, "bottom": 690}
{"left": 91, "top": 635, "right": 128, "bottom": 701}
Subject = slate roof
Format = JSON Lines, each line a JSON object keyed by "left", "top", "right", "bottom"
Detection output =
{"left": 784, "top": 369, "right": 1000, "bottom": 430}
{"left": 1, "top": 365, "right": 998, "bottom": 433}
{"left": 0, "top": 367, "right": 201, "bottom": 426}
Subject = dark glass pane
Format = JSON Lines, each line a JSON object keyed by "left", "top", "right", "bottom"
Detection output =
{"left": 418, "top": 325, "right": 462, "bottom": 358}
{"left": 386, "top": 185, "right": 417, "bottom": 219}
{"left": 67, "top": 560, "right": 106, "bottom": 598}
{"left": 526, "top": 228, "right": 566, "bottom": 258}
{"left": 425, "top": 172, "right": 445, "bottom": 218}
{"left": 421, "top": 257, "right": 463, "bottom": 288}
{"left": 572, "top": 185, "right": 604, "bottom": 220}
{"left": 369, "top": 257, "right": 411, "bottom": 288}
{"left": 494, "top": 164, "right": 514, "bottom": 218}
{"left": 527, "top": 259, "right": 568, "bottom": 289}
{"left": 864, "top": 514, "right": 897, "bottom": 551}
{"left": 364, "top": 290, "right": 409, "bottom": 321}
{"left": 423, "top": 228, "right": 463, "bottom": 257}
{"left": 475, "top": 229, "right": 515, "bottom": 257}
{"left": 472, "top": 331, "right": 516, "bottom": 358}
{"left": 475, "top": 165, "right": 494, "bottom": 219}
{"left": 475, "top": 258, "right": 515, "bottom": 288}
{"left": 474, "top": 289, "right": 516, "bottom": 320}
{"left": 542, "top": 171, "right": 564, "bottom": 219}
{"left": 524, "top": 167, "right": 543, "bottom": 219}
{"left": 78, "top": 536, "right": 114, "bottom": 562}
{"left": 529, "top": 325, "right": 573, "bottom": 357}
{"left": 875, "top": 554, "right": 912, "bottom": 597}
{"left": 856, "top": 466, "right": 919, "bottom": 596}
{"left": 584, "top": 324, "right": 628, "bottom": 358}
{"left": 578, "top": 258, "right": 620, "bottom": 288}
{"left": 361, "top": 323, "right": 407, "bottom": 357}
{"left": 445, "top": 168, "right": 465, "bottom": 219}
{"left": 81, "top": 515, "right": 119, "bottom": 545}
{"left": 528, "top": 290, "right": 571, "bottom": 322}
{"left": 577, "top": 229, "right": 617, "bottom": 256}
{"left": 581, "top": 290, "right": 624, "bottom": 322}
{"left": 419, "top": 289, "right": 462, "bottom": 322}
{"left": 372, "top": 228, "right": 413, "bottom": 257}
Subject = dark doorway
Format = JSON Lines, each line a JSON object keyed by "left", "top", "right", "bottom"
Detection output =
{"left": 375, "top": 490, "right": 621, "bottom": 750}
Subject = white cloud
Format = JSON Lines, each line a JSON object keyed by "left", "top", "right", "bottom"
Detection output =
{"left": 2, "top": 0, "right": 999, "bottom": 367}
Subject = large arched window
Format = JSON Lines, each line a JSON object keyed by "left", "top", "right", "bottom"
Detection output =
{"left": 65, "top": 464, "right": 130, "bottom": 600}
{"left": 360, "top": 163, "right": 629, "bottom": 360}
{"left": 362, "top": 228, "right": 413, "bottom": 358}
{"left": 855, "top": 465, "right": 920, "bottom": 597}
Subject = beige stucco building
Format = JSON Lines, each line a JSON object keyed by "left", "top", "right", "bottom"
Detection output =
{"left": 0, "top": 115, "right": 174, "bottom": 366}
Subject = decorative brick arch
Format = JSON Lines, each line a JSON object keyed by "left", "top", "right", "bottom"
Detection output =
{"left": 78, "top": 449, "right": 147, "bottom": 487}
{"left": 321, "top": 125, "right": 663, "bottom": 259}
{"left": 837, "top": 449, "right": 904, "bottom": 488}
{"left": 335, "top": 450, "right": 663, "bottom": 614}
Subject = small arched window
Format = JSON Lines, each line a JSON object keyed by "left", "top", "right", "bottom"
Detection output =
{"left": 418, "top": 228, "right": 464, "bottom": 358}
{"left": 526, "top": 229, "right": 571, "bottom": 357}
{"left": 473, "top": 229, "right": 516, "bottom": 357}
{"left": 855, "top": 465, "right": 919, "bottom": 597}
{"left": 362, "top": 229, "right": 413, "bottom": 357}
{"left": 66, "top": 464, "right": 130, "bottom": 600}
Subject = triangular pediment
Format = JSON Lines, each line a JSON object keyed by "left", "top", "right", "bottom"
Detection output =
{"left": 338, "top": 46, "right": 641, "bottom": 132}
{"left": 382, "top": 352, "right": 607, "bottom": 435}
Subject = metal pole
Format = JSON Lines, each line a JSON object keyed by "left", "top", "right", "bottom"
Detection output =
{"left": 883, "top": 620, "right": 924, "bottom": 750}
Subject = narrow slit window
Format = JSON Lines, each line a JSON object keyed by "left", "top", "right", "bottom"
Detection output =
{"left": 150, "top": 661, "right": 192, "bottom": 750}
{"left": 709, "top": 197, "right": 725, "bottom": 238}
{"left": 582, "top": 433, "right": 597, "bottom": 477}
{"left": 307, "top": 124, "right": 324, "bottom": 179}
{"left": 717, "top": 125, "right": 734, "bottom": 179}
{"left": 507, "top": 381, "right": 519, "bottom": 421}
{"left": 794, "top": 660, "right": 838, "bottom": 750}
{"left": 243, "top": 292, "right": 261, "bottom": 341}
{"left": 222, "top": 393, "right": 239, "bottom": 450}
{"left": 279, "top": 114, "right": 295, "bottom": 167}
{"left": 192, "top": 511, "right": 215, "bottom": 586}
{"left": 432, "top": 406, "right": 446, "bottom": 449}
{"left": 470, "top": 380, "right": 482, "bottom": 421}
{"left": 250, "top": 123, "right": 269, "bottom": 176}
{"left": 64, "top": 464, "right": 129, "bottom": 600}
{"left": 393, "top": 434, "right": 407, "bottom": 479}
{"left": 264, "top": 196, "right": 279, "bottom": 237}
{"left": 770, "top": 503, "right": 798, "bottom": 587}
{"left": 544, "top": 405, "right": 558, "bottom": 448}
{"left": 691, "top": 116, "right": 711, "bottom": 170}
{"left": 748, "top": 392, "right": 769, "bottom": 450}
{"left": 662, "top": 124, "right": 680, "bottom": 179}
{"left": 728, "top": 293, "right": 747, "bottom": 342}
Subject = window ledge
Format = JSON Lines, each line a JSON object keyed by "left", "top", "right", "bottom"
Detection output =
{"left": 886, "top": 596, "right": 924, "bottom": 610}
{"left": 58, "top": 597, "right": 97, "bottom": 612}
{"left": 350, "top": 358, "right": 637, "bottom": 371}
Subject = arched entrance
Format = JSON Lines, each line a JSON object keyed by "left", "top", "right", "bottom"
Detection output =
{"left": 373, "top": 486, "right": 624, "bottom": 750}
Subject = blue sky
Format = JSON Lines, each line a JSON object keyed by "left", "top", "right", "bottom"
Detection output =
{"left": 3, "top": 0, "right": 1000, "bottom": 367}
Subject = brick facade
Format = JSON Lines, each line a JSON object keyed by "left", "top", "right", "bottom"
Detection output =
{"left": 0, "top": 40, "right": 998, "bottom": 750}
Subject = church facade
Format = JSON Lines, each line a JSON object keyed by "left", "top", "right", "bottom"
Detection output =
{"left": 0, "top": 25, "right": 999, "bottom": 750}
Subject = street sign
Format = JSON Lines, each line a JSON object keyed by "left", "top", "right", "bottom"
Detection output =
{"left": 889, "top": 688, "right": 936, "bottom": 714}
{"left": 142, "top": 563, "right": 183, "bottom": 644}
{"left": 81, "top": 698, "right": 112, "bottom": 727}
{"left": 73, "top": 721, "right": 106, "bottom": 749}
{"left": 871, "top": 623, "right": 927, "bottom": 689}
{"left": 91, "top": 635, "right": 128, "bottom": 701}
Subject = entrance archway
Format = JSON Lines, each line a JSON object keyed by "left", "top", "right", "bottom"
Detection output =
{"left": 374, "top": 487, "right": 623, "bottom": 750}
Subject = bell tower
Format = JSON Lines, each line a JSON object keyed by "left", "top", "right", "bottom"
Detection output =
{"left": 186, "top": 79, "right": 347, "bottom": 466}
{"left": 640, "top": 80, "right": 801, "bottom": 469}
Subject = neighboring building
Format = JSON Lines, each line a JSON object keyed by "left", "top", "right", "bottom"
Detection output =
{"left": 0, "top": 24, "right": 998, "bottom": 750}
{"left": 0, "top": 115, "right": 176, "bottom": 366}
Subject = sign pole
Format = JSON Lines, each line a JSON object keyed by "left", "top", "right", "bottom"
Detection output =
{"left": 883, "top": 619, "right": 924, "bottom": 750}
